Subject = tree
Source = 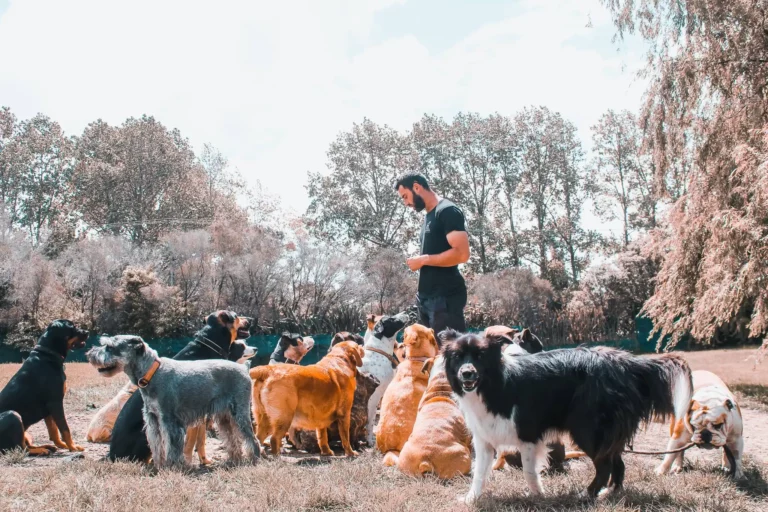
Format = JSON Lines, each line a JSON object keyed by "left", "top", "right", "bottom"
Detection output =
{"left": 306, "top": 119, "right": 419, "bottom": 250}
{"left": 515, "top": 106, "right": 561, "bottom": 279}
{"left": 74, "top": 116, "right": 211, "bottom": 245}
{"left": 549, "top": 115, "right": 597, "bottom": 284}
{"left": 4, "top": 115, "right": 75, "bottom": 246}
{"left": 0, "top": 107, "right": 20, "bottom": 222}
{"left": 602, "top": 0, "right": 768, "bottom": 347}
{"left": 447, "top": 113, "right": 504, "bottom": 273}
{"left": 590, "top": 110, "right": 655, "bottom": 249}
{"left": 490, "top": 115, "right": 524, "bottom": 268}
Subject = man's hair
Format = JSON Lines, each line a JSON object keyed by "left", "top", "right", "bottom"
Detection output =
{"left": 393, "top": 171, "right": 431, "bottom": 192}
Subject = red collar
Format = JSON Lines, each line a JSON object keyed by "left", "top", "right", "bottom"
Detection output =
{"left": 137, "top": 359, "right": 161, "bottom": 388}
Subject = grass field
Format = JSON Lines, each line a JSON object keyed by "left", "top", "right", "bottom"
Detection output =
{"left": 0, "top": 347, "right": 767, "bottom": 511}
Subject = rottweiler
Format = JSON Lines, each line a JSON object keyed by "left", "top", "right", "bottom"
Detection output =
{"left": 0, "top": 319, "right": 88, "bottom": 455}
{"left": 108, "top": 310, "right": 250, "bottom": 462}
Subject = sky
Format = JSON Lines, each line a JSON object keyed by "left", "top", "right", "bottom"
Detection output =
{"left": 0, "top": 0, "right": 648, "bottom": 236}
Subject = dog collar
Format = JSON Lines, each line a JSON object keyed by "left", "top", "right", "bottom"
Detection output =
{"left": 138, "top": 359, "right": 161, "bottom": 388}
{"left": 406, "top": 356, "right": 431, "bottom": 362}
{"left": 365, "top": 347, "right": 400, "bottom": 368}
{"left": 32, "top": 345, "right": 66, "bottom": 362}
{"left": 195, "top": 335, "right": 227, "bottom": 358}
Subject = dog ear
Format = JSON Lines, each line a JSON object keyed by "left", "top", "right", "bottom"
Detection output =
{"left": 346, "top": 345, "right": 363, "bottom": 367}
{"left": 127, "top": 337, "right": 146, "bottom": 355}
{"left": 725, "top": 399, "right": 734, "bottom": 411}
{"left": 427, "top": 330, "right": 439, "bottom": 352}
{"left": 421, "top": 358, "right": 435, "bottom": 375}
{"left": 218, "top": 310, "right": 236, "bottom": 325}
{"left": 689, "top": 400, "right": 701, "bottom": 414}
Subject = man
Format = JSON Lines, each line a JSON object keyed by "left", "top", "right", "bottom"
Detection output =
{"left": 394, "top": 172, "right": 470, "bottom": 334}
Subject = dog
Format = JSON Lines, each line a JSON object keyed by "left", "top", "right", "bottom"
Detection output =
{"left": 359, "top": 313, "right": 409, "bottom": 446}
{"left": 328, "top": 331, "right": 365, "bottom": 354}
{"left": 483, "top": 327, "right": 568, "bottom": 472}
{"left": 376, "top": 324, "right": 439, "bottom": 465}
{"left": 0, "top": 319, "right": 89, "bottom": 456}
{"left": 395, "top": 355, "right": 473, "bottom": 479}
{"left": 88, "top": 335, "right": 260, "bottom": 469}
{"left": 250, "top": 341, "right": 365, "bottom": 457}
{"left": 656, "top": 369, "right": 745, "bottom": 480}
{"left": 442, "top": 334, "right": 693, "bottom": 503}
{"left": 108, "top": 310, "right": 250, "bottom": 462}
{"left": 269, "top": 332, "right": 315, "bottom": 365}
{"left": 86, "top": 338, "right": 255, "bottom": 450}
{"left": 86, "top": 382, "right": 138, "bottom": 444}
{"left": 185, "top": 338, "right": 257, "bottom": 465}
{"left": 290, "top": 370, "right": 380, "bottom": 453}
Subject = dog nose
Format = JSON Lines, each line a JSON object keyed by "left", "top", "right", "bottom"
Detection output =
{"left": 701, "top": 430, "right": 712, "bottom": 443}
{"left": 460, "top": 365, "right": 477, "bottom": 380}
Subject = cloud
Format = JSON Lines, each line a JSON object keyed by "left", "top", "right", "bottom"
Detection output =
{"left": 0, "top": 0, "right": 646, "bottom": 233}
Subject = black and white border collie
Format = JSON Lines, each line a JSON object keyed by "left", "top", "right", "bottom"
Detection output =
{"left": 441, "top": 332, "right": 692, "bottom": 504}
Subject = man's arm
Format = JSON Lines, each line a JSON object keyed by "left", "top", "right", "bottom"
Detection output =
{"left": 407, "top": 231, "right": 470, "bottom": 270}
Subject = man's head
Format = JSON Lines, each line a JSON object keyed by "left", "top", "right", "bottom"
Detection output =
{"left": 394, "top": 172, "right": 431, "bottom": 212}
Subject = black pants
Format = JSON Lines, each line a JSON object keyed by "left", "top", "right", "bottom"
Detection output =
{"left": 416, "top": 288, "right": 467, "bottom": 336}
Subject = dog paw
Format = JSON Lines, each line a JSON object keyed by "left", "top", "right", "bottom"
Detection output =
{"left": 69, "top": 444, "right": 85, "bottom": 452}
{"left": 654, "top": 465, "right": 669, "bottom": 476}
{"left": 200, "top": 457, "right": 213, "bottom": 465}
{"left": 462, "top": 491, "right": 479, "bottom": 505}
{"left": 345, "top": 450, "right": 359, "bottom": 458}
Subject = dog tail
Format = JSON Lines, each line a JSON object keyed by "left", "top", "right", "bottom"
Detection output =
{"left": 586, "top": 348, "right": 692, "bottom": 459}
{"left": 645, "top": 352, "right": 693, "bottom": 424}
{"left": 418, "top": 461, "right": 434, "bottom": 475}
{"left": 383, "top": 451, "right": 400, "bottom": 467}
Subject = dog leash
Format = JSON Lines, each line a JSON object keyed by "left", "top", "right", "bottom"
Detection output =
{"left": 623, "top": 443, "right": 696, "bottom": 456}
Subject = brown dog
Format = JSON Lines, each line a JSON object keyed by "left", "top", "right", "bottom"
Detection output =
{"left": 250, "top": 340, "right": 364, "bottom": 457}
{"left": 376, "top": 324, "right": 439, "bottom": 465}
{"left": 396, "top": 356, "right": 472, "bottom": 478}
{"left": 86, "top": 382, "right": 138, "bottom": 443}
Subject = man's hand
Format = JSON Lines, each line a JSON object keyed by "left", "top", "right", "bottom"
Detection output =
{"left": 406, "top": 255, "right": 429, "bottom": 271}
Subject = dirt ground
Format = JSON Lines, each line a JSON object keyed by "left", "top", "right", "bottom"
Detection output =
{"left": 1, "top": 346, "right": 767, "bottom": 511}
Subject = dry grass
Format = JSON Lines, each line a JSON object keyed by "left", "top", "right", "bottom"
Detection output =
{"left": 0, "top": 347, "right": 766, "bottom": 511}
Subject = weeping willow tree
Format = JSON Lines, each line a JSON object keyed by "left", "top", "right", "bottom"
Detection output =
{"left": 601, "top": 0, "right": 768, "bottom": 350}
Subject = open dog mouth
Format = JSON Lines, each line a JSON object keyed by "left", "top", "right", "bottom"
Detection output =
{"left": 236, "top": 327, "right": 250, "bottom": 339}
{"left": 97, "top": 364, "right": 118, "bottom": 373}
{"left": 460, "top": 378, "right": 478, "bottom": 392}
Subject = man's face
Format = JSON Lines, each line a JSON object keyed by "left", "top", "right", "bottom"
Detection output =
{"left": 398, "top": 185, "right": 426, "bottom": 212}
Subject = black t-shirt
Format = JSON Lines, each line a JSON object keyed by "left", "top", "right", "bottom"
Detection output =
{"left": 418, "top": 198, "right": 467, "bottom": 297}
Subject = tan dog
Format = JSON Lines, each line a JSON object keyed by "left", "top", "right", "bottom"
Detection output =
{"left": 250, "top": 341, "right": 364, "bottom": 457}
{"left": 395, "top": 355, "right": 472, "bottom": 478}
{"left": 656, "top": 370, "right": 745, "bottom": 479}
{"left": 86, "top": 382, "right": 138, "bottom": 443}
{"left": 376, "top": 324, "right": 439, "bottom": 465}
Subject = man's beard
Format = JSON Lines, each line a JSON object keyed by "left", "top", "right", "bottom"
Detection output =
{"left": 413, "top": 191, "right": 426, "bottom": 212}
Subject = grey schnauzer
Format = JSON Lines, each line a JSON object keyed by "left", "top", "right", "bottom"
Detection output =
{"left": 87, "top": 335, "right": 260, "bottom": 468}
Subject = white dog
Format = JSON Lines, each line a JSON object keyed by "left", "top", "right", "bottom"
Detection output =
{"left": 656, "top": 370, "right": 745, "bottom": 480}
{"left": 359, "top": 313, "right": 409, "bottom": 446}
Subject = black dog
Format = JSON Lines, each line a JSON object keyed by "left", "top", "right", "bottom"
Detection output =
{"left": 0, "top": 320, "right": 88, "bottom": 455}
{"left": 442, "top": 333, "right": 693, "bottom": 502}
{"left": 108, "top": 310, "right": 250, "bottom": 462}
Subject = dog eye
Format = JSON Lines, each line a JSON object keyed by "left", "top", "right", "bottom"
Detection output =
{"left": 713, "top": 422, "right": 724, "bottom": 430}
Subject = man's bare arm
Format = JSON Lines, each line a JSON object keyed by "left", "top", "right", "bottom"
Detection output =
{"left": 424, "top": 230, "right": 470, "bottom": 267}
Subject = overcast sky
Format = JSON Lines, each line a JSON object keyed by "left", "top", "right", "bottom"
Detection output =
{"left": 0, "top": 0, "right": 648, "bottom": 236}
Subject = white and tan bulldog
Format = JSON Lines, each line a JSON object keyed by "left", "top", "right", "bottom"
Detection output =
{"left": 656, "top": 370, "right": 745, "bottom": 479}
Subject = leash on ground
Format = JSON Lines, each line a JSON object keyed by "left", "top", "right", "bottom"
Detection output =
{"left": 623, "top": 443, "right": 696, "bottom": 455}
{"left": 566, "top": 442, "right": 696, "bottom": 459}
{"left": 569, "top": 443, "right": 736, "bottom": 477}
